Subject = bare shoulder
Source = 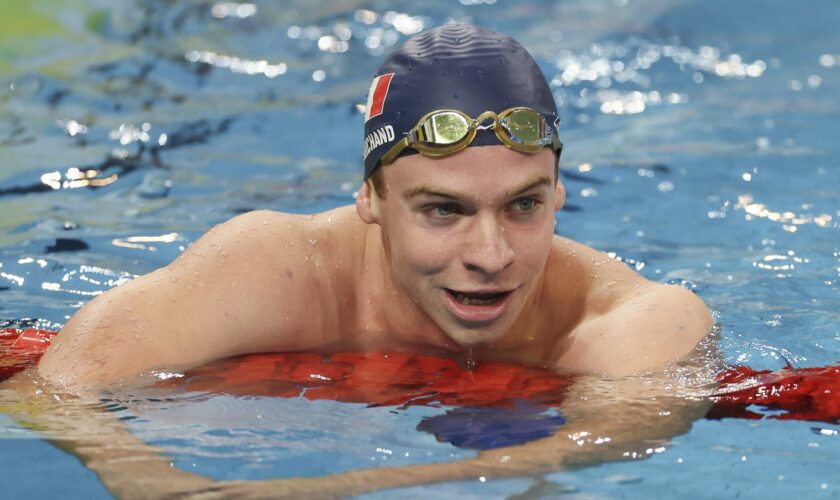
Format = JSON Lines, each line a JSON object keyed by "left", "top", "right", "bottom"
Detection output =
{"left": 39, "top": 206, "right": 365, "bottom": 386}
{"left": 197, "top": 205, "right": 367, "bottom": 333}
{"left": 178, "top": 205, "right": 365, "bottom": 322}
{"left": 192, "top": 209, "right": 314, "bottom": 256}
{"left": 550, "top": 236, "right": 712, "bottom": 376}
{"left": 549, "top": 236, "right": 647, "bottom": 288}
{"left": 183, "top": 206, "right": 362, "bottom": 271}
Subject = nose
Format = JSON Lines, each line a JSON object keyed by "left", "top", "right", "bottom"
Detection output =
{"left": 462, "top": 215, "right": 515, "bottom": 277}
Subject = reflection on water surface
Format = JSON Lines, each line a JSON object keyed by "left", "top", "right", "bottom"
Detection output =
{"left": 0, "top": 0, "right": 839, "bottom": 498}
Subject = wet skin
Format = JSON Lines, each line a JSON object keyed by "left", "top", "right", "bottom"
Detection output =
{"left": 19, "top": 144, "right": 715, "bottom": 498}
{"left": 37, "top": 145, "right": 712, "bottom": 388}
{"left": 356, "top": 147, "right": 563, "bottom": 350}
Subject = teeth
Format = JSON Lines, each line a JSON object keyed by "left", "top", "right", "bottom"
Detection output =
{"left": 454, "top": 292, "right": 499, "bottom": 306}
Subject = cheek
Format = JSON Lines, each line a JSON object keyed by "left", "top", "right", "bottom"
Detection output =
{"left": 510, "top": 221, "right": 555, "bottom": 266}
{"left": 391, "top": 227, "right": 460, "bottom": 275}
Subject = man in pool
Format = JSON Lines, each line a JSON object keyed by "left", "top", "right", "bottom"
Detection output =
{"left": 3, "top": 24, "right": 714, "bottom": 497}
{"left": 37, "top": 23, "right": 711, "bottom": 388}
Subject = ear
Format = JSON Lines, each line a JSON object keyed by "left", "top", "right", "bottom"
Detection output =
{"left": 355, "top": 180, "right": 381, "bottom": 224}
{"left": 553, "top": 179, "right": 566, "bottom": 211}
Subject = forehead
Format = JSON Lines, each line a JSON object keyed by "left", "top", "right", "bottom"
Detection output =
{"left": 382, "top": 146, "right": 555, "bottom": 200}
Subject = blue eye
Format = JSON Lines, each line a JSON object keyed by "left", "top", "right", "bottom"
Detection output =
{"left": 422, "top": 202, "right": 461, "bottom": 219}
{"left": 514, "top": 198, "right": 539, "bottom": 212}
{"left": 433, "top": 203, "right": 459, "bottom": 217}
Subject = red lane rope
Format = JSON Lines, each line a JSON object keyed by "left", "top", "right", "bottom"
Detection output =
{"left": 3, "top": 329, "right": 839, "bottom": 423}
{"left": 0, "top": 328, "right": 57, "bottom": 382}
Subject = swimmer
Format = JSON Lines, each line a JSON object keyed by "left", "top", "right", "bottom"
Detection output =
{"left": 38, "top": 24, "right": 711, "bottom": 386}
{"left": 4, "top": 24, "right": 714, "bottom": 497}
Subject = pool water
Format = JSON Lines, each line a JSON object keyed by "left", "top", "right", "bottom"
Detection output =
{"left": 1, "top": 0, "right": 839, "bottom": 497}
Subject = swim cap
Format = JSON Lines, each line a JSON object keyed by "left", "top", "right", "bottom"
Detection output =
{"left": 362, "top": 23, "right": 560, "bottom": 180}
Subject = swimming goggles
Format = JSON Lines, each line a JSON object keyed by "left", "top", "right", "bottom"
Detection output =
{"left": 378, "top": 107, "right": 563, "bottom": 166}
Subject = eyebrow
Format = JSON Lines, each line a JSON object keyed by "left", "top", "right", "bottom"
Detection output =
{"left": 403, "top": 175, "right": 554, "bottom": 201}
{"left": 504, "top": 175, "right": 554, "bottom": 199}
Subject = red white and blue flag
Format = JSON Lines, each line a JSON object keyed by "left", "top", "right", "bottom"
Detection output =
{"left": 364, "top": 73, "right": 394, "bottom": 122}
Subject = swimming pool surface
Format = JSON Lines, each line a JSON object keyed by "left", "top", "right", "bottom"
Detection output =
{"left": 1, "top": 0, "right": 838, "bottom": 497}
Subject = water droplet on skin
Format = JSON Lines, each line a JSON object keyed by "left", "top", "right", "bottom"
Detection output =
{"left": 464, "top": 347, "right": 477, "bottom": 371}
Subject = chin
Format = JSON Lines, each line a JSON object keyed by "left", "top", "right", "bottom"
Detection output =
{"left": 441, "top": 323, "right": 510, "bottom": 348}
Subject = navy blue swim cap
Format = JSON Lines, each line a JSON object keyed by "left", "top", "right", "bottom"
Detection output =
{"left": 362, "top": 23, "right": 560, "bottom": 180}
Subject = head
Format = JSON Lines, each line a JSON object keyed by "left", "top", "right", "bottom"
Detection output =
{"left": 356, "top": 24, "right": 565, "bottom": 348}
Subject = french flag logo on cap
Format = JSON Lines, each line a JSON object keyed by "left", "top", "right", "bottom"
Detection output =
{"left": 365, "top": 73, "right": 394, "bottom": 122}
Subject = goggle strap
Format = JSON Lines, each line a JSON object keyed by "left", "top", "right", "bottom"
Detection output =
{"left": 379, "top": 137, "right": 411, "bottom": 166}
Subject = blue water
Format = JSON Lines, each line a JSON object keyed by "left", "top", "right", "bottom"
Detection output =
{"left": 1, "top": 0, "right": 839, "bottom": 497}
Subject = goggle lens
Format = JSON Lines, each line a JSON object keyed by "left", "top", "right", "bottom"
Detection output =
{"left": 419, "top": 112, "right": 471, "bottom": 145}
{"left": 503, "top": 109, "right": 545, "bottom": 143}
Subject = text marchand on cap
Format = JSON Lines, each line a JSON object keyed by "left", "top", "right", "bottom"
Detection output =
{"left": 363, "top": 124, "right": 395, "bottom": 160}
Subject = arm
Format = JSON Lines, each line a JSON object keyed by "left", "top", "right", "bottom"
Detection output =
{"left": 551, "top": 238, "right": 713, "bottom": 376}
{"left": 38, "top": 209, "right": 336, "bottom": 388}
{"left": 189, "top": 342, "right": 719, "bottom": 498}
{"left": 2, "top": 333, "right": 717, "bottom": 499}
{"left": 1, "top": 347, "right": 717, "bottom": 500}
{"left": 0, "top": 371, "right": 216, "bottom": 498}
{"left": 556, "top": 283, "right": 713, "bottom": 376}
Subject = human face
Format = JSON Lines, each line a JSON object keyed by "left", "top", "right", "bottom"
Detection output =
{"left": 361, "top": 145, "right": 563, "bottom": 347}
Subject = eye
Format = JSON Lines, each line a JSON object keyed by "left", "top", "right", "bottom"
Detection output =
{"left": 512, "top": 197, "right": 540, "bottom": 212}
{"left": 426, "top": 202, "right": 461, "bottom": 218}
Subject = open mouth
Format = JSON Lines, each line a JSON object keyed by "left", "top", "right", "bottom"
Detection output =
{"left": 441, "top": 287, "right": 516, "bottom": 325}
{"left": 445, "top": 289, "right": 511, "bottom": 306}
